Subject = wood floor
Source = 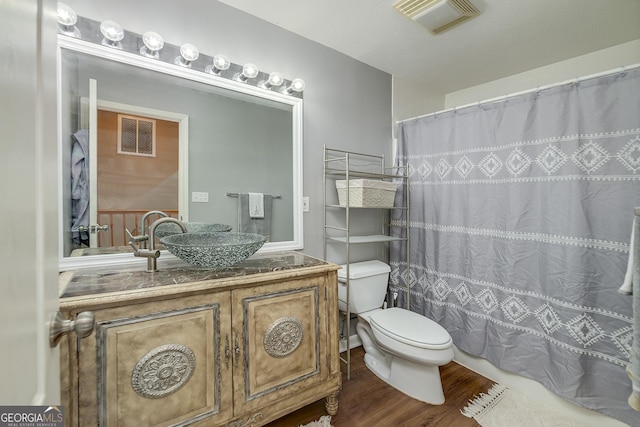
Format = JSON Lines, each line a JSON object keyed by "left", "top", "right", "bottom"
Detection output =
{"left": 265, "top": 346, "right": 495, "bottom": 427}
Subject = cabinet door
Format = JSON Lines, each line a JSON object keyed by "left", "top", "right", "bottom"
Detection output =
{"left": 231, "top": 275, "right": 330, "bottom": 419}
{"left": 77, "top": 292, "right": 233, "bottom": 427}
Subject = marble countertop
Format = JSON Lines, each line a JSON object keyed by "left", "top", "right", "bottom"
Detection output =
{"left": 59, "top": 251, "right": 332, "bottom": 299}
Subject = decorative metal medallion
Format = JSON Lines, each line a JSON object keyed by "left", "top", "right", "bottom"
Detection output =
{"left": 131, "top": 344, "right": 196, "bottom": 398}
{"left": 263, "top": 317, "right": 304, "bottom": 357}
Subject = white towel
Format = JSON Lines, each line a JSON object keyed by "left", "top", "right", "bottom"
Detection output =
{"left": 238, "top": 194, "right": 273, "bottom": 241}
{"left": 249, "top": 192, "right": 264, "bottom": 218}
{"left": 619, "top": 216, "right": 637, "bottom": 295}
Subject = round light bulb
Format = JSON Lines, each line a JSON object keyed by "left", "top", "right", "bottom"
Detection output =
{"left": 180, "top": 43, "right": 199, "bottom": 62}
{"left": 213, "top": 55, "right": 231, "bottom": 71}
{"left": 100, "top": 20, "right": 124, "bottom": 43}
{"left": 57, "top": 3, "right": 77, "bottom": 26}
{"left": 290, "top": 78, "right": 306, "bottom": 92}
{"left": 57, "top": 3, "right": 80, "bottom": 37}
{"left": 140, "top": 31, "right": 164, "bottom": 59}
{"left": 242, "top": 63, "right": 259, "bottom": 79}
{"left": 206, "top": 55, "right": 231, "bottom": 75}
{"left": 267, "top": 72, "right": 284, "bottom": 87}
{"left": 142, "top": 31, "right": 164, "bottom": 51}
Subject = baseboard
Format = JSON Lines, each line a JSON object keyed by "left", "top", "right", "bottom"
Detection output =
{"left": 453, "top": 346, "right": 628, "bottom": 427}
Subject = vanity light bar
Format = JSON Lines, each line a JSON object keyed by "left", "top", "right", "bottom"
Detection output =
{"left": 56, "top": 9, "right": 305, "bottom": 98}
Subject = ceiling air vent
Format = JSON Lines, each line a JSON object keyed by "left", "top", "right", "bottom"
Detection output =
{"left": 393, "top": 0, "right": 479, "bottom": 34}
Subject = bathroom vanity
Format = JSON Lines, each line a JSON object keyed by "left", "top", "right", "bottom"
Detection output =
{"left": 58, "top": 252, "right": 341, "bottom": 426}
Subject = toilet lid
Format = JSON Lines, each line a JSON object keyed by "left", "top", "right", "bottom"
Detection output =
{"left": 369, "top": 308, "right": 452, "bottom": 350}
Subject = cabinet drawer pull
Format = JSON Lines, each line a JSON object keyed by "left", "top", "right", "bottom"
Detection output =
{"left": 49, "top": 311, "right": 95, "bottom": 347}
{"left": 225, "top": 334, "right": 231, "bottom": 369}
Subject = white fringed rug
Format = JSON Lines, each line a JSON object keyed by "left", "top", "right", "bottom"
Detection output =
{"left": 461, "top": 384, "right": 586, "bottom": 427}
{"left": 298, "top": 415, "right": 333, "bottom": 427}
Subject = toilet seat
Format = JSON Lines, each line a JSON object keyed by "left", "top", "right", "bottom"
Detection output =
{"left": 369, "top": 308, "right": 452, "bottom": 350}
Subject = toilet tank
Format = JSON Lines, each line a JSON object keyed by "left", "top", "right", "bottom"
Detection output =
{"left": 337, "top": 260, "right": 391, "bottom": 314}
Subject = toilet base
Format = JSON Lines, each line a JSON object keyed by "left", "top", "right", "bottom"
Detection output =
{"left": 364, "top": 352, "right": 446, "bottom": 405}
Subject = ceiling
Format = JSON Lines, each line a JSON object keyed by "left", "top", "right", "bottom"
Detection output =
{"left": 218, "top": 0, "right": 640, "bottom": 95}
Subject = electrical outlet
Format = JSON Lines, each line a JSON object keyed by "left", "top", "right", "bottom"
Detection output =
{"left": 302, "top": 196, "right": 309, "bottom": 212}
{"left": 192, "top": 192, "right": 209, "bottom": 203}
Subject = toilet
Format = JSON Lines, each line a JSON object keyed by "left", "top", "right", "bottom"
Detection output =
{"left": 338, "top": 260, "right": 454, "bottom": 405}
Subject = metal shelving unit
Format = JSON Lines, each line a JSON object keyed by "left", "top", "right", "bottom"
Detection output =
{"left": 322, "top": 145, "right": 410, "bottom": 379}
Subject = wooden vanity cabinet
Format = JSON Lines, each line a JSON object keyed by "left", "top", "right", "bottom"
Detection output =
{"left": 59, "top": 256, "right": 341, "bottom": 426}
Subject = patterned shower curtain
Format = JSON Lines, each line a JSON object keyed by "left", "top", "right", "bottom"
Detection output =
{"left": 391, "top": 68, "right": 640, "bottom": 425}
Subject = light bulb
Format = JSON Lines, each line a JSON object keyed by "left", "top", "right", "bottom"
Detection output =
{"left": 174, "top": 43, "right": 199, "bottom": 67}
{"left": 290, "top": 78, "right": 306, "bottom": 92}
{"left": 100, "top": 20, "right": 124, "bottom": 48}
{"left": 57, "top": 3, "right": 80, "bottom": 37}
{"left": 259, "top": 72, "right": 284, "bottom": 89}
{"left": 282, "top": 78, "right": 306, "bottom": 94}
{"left": 57, "top": 3, "right": 76, "bottom": 26}
{"left": 140, "top": 31, "right": 164, "bottom": 59}
{"left": 234, "top": 63, "right": 259, "bottom": 82}
{"left": 243, "top": 63, "right": 259, "bottom": 78}
{"left": 205, "top": 54, "right": 231, "bottom": 75}
{"left": 269, "top": 73, "right": 285, "bottom": 86}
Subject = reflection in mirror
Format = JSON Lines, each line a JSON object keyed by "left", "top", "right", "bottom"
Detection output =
{"left": 58, "top": 35, "right": 303, "bottom": 270}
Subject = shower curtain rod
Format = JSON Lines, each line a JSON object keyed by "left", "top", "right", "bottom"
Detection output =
{"left": 397, "top": 63, "right": 640, "bottom": 124}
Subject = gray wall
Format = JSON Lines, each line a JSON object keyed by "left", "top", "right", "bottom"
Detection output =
{"left": 70, "top": 0, "right": 393, "bottom": 260}
{"left": 60, "top": 52, "right": 294, "bottom": 251}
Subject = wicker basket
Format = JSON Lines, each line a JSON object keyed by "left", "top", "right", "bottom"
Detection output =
{"left": 335, "top": 179, "right": 398, "bottom": 207}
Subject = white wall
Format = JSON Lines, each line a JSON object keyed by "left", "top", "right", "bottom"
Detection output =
{"left": 68, "top": 0, "right": 393, "bottom": 261}
{"left": 392, "top": 77, "right": 444, "bottom": 123}
{"left": 445, "top": 39, "right": 640, "bottom": 109}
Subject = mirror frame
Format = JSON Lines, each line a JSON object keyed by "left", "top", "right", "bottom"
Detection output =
{"left": 57, "top": 35, "right": 304, "bottom": 271}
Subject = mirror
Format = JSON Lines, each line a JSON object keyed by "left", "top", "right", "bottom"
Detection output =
{"left": 58, "top": 29, "right": 303, "bottom": 270}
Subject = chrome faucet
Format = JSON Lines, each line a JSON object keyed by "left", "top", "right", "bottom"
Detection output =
{"left": 129, "top": 217, "right": 186, "bottom": 272}
{"left": 139, "top": 210, "right": 168, "bottom": 248}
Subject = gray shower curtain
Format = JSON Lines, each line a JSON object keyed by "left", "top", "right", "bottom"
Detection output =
{"left": 391, "top": 68, "right": 640, "bottom": 424}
